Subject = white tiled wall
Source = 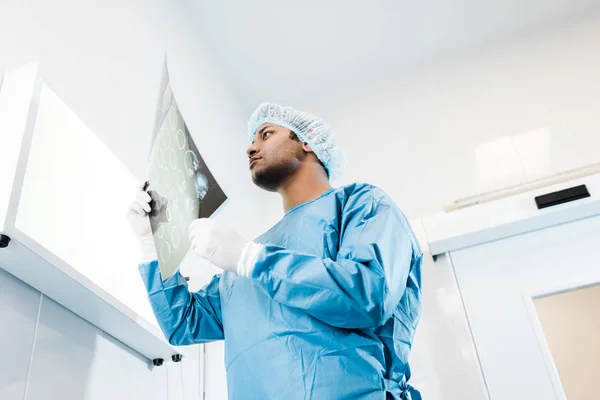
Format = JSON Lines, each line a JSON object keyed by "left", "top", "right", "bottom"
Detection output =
{"left": 0, "top": 268, "right": 40, "bottom": 400}
{"left": 0, "top": 267, "right": 176, "bottom": 400}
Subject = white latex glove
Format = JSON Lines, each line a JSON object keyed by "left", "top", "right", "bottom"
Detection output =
{"left": 188, "top": 219, "right": 264, "bottom": 277}
{"left": 126, "top": 183, "right": 157, "bottom": 263}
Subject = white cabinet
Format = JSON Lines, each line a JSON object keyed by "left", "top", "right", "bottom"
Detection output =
{"left": 424, "top": 173, "right": 600, "bottom": 399}
{"left": 451, "top": 214, "right": 600, "bottom": 399}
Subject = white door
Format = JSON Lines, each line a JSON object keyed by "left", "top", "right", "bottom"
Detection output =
{"left": 450, "top": 213, "right": 600, "bottom": 400}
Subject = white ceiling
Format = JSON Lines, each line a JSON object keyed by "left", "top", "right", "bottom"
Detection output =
{"left": 188, "top": 0, "right": 600, "bottom": 111}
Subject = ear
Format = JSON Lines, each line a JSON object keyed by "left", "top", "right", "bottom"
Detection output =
{"left": 302, "top": 142, "right": 313, "bottom": 153}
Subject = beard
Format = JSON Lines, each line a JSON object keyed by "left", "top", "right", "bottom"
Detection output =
{"left": 251, "top": 153, "right": 305, "bottom": 192}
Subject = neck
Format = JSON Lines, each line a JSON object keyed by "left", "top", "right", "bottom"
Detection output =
{"left": 278, "top": 164, "right": 332, "bottom": 213}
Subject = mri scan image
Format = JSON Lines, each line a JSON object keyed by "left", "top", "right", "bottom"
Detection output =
{"left": 146, "top": 58, "right": 228, "bottom": 279}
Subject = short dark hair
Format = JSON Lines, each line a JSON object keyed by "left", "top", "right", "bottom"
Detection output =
{"left": 289, "top": 131, "right": 328, "bottom": 176}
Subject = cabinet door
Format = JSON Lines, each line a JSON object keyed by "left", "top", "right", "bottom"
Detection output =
{"left": 451, "top": 214, "right": 600, "bottom": 400}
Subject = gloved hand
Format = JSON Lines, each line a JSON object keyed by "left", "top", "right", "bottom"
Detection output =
{"left": 127, "top": 183, "right": 157, "bottom": 262}
{"left": 189, "top": 219, "right": 264, "bottom": 277}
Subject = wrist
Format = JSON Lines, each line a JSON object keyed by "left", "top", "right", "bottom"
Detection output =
{"left": 237, "top": 241, "right": 264, "bottom": 278}
{"left": 138, "top": 233, "right": 157, "bottom": 263}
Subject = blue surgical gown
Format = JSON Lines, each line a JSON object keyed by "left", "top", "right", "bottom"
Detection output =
{"left": 139, "top": 183, "right": 423, "bottom": 399}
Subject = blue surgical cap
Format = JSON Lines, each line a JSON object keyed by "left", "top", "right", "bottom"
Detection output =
{"left": 248, "top": 102, "right": 346, "bottom": 181}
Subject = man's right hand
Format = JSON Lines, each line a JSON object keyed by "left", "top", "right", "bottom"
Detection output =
{"left": 127, "top": 183, "right": 157, "bottom": 262}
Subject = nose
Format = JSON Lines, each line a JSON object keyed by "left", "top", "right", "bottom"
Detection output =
{"left": 247, "top": 142, "right": 259, "bottom": 158}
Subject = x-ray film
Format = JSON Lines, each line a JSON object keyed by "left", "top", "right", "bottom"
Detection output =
{"left": 146, "top": 57, "right": 228, "bottom": 279}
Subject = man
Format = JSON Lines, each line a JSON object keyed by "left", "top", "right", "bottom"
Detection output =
{"left": 128, "top": 103, "right": 423, "bottom": 399}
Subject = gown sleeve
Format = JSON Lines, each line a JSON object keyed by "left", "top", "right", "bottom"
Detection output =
{"left": 139, "top": 260, "right": 224, "bottom": 345}
{"left": 249, "top": 189, "right": 419, "bottom": 329}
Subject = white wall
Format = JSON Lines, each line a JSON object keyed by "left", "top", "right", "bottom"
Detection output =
{"left": 0, "top": 266, "right": 168, "bottom": 400}
{"left": 317, "top": 12, "right": 600, "bottom": 219}
{"left": 0, "top": 262, "right": 204, "bottom": 400}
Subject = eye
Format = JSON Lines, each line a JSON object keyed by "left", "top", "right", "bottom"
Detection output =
{"left": 262, "top": 130, "right": 273, "bottom": 140}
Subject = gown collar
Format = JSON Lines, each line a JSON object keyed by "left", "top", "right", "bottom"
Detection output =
{"left": 285, "top": 188, "right": 336, "bottom": 216}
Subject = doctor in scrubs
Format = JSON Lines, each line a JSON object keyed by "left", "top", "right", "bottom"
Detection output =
{"left": 128, "top": 103, "right": 423, "bottom": 400}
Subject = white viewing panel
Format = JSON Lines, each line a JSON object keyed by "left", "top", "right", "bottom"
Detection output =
{"left": 0, "top": 63, "right": 175, "bottom": 362}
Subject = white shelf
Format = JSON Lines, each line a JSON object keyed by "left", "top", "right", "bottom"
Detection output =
{"left": 422, "top": 173, "right": 600, "bottom": 256}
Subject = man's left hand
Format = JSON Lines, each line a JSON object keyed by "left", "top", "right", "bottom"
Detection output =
{"left": 188, "top": 219, "right": 264, "bottom": 277}
{"left": 188, "top": 219, "right": 248, "bottom": 273}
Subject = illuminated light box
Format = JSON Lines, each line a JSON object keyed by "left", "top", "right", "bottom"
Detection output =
{"left": 0, "top": 63, "right": 175, "bottom": 362}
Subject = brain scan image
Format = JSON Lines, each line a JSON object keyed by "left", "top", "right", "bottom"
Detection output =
{"left": 194, "top": 171, "right": 209, "bottom": 200}
{"left": 146, "top": 58, "right": 228, "bottom": 279}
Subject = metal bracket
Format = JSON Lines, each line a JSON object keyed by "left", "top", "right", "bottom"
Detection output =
{"left": 152, "top": 358, "right": 164, "bottom": 367}
{"left": 0, "top": 234, "right": 11, "bottom": 248}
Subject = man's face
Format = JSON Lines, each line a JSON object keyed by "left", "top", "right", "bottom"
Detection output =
{"left": 246, "top": 124, "right": 305, "bottom": 191}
